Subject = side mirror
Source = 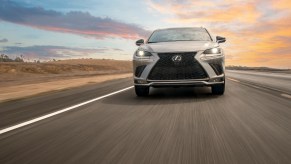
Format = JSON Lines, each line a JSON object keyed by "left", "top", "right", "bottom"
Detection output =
{"left": 135, "top": 39, "right": 144, "bottom": 46}
{"left": 216, "top": 36, "right": 226, "bottom": 43}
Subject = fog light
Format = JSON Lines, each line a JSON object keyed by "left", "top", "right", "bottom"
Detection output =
{"left": 209, "top": 77, "right": 223, "bottom": 82}
{"left": 134, "top": 79, "right": 147, "bottom": 84}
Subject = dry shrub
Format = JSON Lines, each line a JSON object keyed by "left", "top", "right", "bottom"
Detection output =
{"left": 0, "top": 59, "right": 132, "bottom": 74}
{"left": 0, "top": 64, "right": 13, "bottom": 73}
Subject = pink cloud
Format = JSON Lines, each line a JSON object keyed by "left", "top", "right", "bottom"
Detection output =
{"left": 0, "top": 1, "right": 150, "bottom": 40}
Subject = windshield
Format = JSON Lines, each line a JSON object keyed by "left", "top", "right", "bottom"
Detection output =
{"left": 148, "top": 28, "right": 212, "bottom": 43}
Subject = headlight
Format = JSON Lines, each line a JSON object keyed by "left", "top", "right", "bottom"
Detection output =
{"left": 136, "top": 50, "right": 152, "bottom": 57}
{"left": 201, "top": 48, "right": 223, "bottom": 61}
{"left": 203, "top": 48, "right": 221, "bottom": 54}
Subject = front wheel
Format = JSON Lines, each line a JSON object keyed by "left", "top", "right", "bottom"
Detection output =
{"left": 135, "top": 86, "right": 149, "bottom": 97}
{"left": 211, "top": 82, "right": 225, "bottom": 95}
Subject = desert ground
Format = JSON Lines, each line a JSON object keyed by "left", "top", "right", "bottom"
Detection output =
{"left": 0, "top": 59, "right": 133, "bottom": 102}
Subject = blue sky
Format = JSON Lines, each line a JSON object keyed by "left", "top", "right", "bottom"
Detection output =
{"left": 0, "top": 0, "right": 291, "bottom": 68}
{"left": 0, "top": 0, "right": 159, "bottom": 61}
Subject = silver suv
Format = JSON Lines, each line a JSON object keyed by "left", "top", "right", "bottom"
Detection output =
{"left": 133, "top": 27, "right": 226, "bottom": 96}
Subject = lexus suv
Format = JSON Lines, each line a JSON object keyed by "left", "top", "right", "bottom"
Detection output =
{"left": 133, "top": 27, "right": 226, "bottom": 96}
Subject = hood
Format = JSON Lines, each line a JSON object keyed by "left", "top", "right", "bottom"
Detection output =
{"left": 140, "top": 41, "right": 218, "bottom": 53}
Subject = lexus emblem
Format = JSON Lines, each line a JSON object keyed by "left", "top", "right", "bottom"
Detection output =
{"left": 172, "top": 55, "right": 182, "bottom": 62}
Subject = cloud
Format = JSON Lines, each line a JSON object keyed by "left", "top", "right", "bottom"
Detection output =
{"left": 0, "top": 38, "right": 8, "bottom": 43}
{"left": 270, "top": 0, "right": 291, "bottom": 9}
{"left": 146, "top": 0, "right": 291, "bottom": 68}
{"left": 2, "top": 45, "right": 122, "bottom": 60}
{"left": 147, "top": 0, "right": 260, "bottom": 24}
{"left": 0, "top": 0, "right": 150, "bottom": 39}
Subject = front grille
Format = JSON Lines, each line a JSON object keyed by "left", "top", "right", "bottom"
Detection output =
{"left": 209, "top": 62, "right": 223, "bottom": 75}
{"left": 135, "top": 65, "right": 146, "bottom": 77}
{"left": 148, "top": 52, "right": 208, "bottom": 80}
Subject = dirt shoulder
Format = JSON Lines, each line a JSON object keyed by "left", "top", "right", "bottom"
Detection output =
{"left": 0, "top": 59, "right": 133, "bottom": 102}
{"left": 0, "top": 73, "right": 132, "bottom": 102}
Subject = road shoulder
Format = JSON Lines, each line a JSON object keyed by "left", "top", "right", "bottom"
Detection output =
{"left": 0, "top": 73, "right": 132, "bottom": 103}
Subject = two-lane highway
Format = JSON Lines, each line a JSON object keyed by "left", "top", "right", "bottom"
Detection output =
{"left": 0, "top": 71, "right": 290, "bottom": 164}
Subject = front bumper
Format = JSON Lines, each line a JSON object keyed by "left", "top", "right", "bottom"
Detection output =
{"left": 134, "top": 74, "right": 224, "bottom": 87}
{"left": 133, "top": 50, "right": 225, "bottom": 87}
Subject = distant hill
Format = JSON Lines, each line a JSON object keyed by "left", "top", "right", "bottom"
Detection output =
{"left": 226, "top": 66, "right": 290, "bottom": 71}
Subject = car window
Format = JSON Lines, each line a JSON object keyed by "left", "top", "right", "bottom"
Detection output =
{"left": 148, "top": 28, "right": 211, "bottom": 43}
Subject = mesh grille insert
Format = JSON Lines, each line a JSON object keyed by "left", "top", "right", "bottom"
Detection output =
{"left": 148, "top": 52, "right": 208, "bottom": 80}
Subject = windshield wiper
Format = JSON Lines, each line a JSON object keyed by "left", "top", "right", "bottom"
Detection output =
{"left": 148, "top": 40, "right": 207, "bottom": 43}
{"left": 147, "top": 41, "right": 158, "bottom": 43}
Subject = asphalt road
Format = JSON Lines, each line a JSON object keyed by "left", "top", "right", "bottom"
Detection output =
{"left": 0, "top": 71, "right": 291, "bottom": 164}
{"left": 227, "top": 70, "right": 291, "bottom": 94}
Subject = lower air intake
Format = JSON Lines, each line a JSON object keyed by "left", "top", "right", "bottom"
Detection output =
{"left": 135, "top": 65, "right": 146, "bottom": 77}
{"left": 209, "top": 62, "right": 223, "bottom": 75}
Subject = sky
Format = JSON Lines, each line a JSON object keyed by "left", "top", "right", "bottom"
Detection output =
{"left": 0, "top": 0, "right": 290, "bottom": 68}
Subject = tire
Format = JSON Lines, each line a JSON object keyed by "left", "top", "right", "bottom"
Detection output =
{"left": 211, "top": 82, "right": 225, "bottom": 95}
{"left": 135, "top": 86, "right": 149, "bottom": 97}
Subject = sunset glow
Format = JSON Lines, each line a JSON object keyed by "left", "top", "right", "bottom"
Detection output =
{"left": 0, "top": 0, "right": 290, "bottom": 68}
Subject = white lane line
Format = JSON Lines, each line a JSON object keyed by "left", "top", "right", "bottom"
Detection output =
{"left": 227, "top": 78, "right": 240, "bottom": 82}
{"left": 0, "top": 86, "right": 134, "bottom": 135}
{"left": 281, "top": 94, "right": 291, "bottom": 99}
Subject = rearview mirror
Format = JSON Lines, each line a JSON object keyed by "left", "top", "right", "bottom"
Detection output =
{"left": 135, "top": 39, "right": 144, "bottom": 46}
{"left": 216, "top": 36, "right": 226, "bottom": 43}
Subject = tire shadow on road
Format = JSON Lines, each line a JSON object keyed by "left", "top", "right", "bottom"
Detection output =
{"left": 102, "top": 86, "right": 223, "bottom": 106}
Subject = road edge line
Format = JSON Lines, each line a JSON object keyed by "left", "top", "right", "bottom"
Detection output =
{"left": 227, "top": 78, "right": 240, "bottom": 82}
{"left": 227, "top": 77, "right": 291, "bottom": 98}
{"left": 281, "top": 94, "right": 291, "bottom": 99}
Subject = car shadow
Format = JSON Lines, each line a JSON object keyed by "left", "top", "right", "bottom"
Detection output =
{"left": 102, "top": 87, "right": 223, "bottom": 106}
